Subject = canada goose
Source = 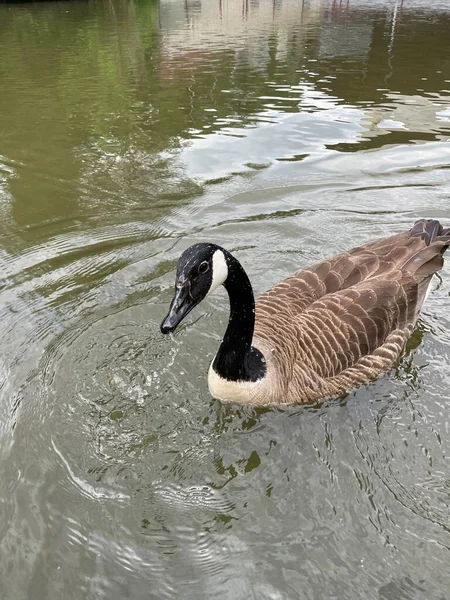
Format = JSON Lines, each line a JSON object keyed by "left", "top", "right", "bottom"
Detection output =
{"left": 161, "top": 219, "right": 450, "bottom": 405}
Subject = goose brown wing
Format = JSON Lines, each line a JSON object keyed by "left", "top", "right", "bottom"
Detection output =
{"left": 255, "top": 273, "right": 416, "bottom": 382}
{"left": 293, "top": 274, "right": 421, "bottom": 380}
{"left": 255, "top": 220, "right": 450, "bottom": 386}
{"left": 258, "top": 220, "right": 450, "bottom": 319}
{"left": 257, "top": 232, "right": 413, "bottom": 314}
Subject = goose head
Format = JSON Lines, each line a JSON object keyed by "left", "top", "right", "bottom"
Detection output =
{"left": 160, "top": 243, "right": 229, "bottom": 334}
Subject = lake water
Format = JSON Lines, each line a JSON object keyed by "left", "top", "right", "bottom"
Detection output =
{"left": 1, "top": 0, "right": 450, "bottom": 598}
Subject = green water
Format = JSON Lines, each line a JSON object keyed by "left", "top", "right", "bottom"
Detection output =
{"left": 1, "top": 1, "right": 450, "bottom": 598}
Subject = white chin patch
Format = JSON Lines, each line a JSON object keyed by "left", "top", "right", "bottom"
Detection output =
{"left": 207, "top": 249, "right": 229, "bottom": 296}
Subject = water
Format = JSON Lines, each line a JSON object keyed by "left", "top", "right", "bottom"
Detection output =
{"left": 0, "top": 0, "right": 450, "bottom": 598}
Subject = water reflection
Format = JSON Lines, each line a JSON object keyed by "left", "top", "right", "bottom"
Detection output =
{"left": 0, "top": 0, "right": 449, "bottom": 238}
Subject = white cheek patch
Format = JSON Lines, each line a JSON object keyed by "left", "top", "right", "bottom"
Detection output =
{"left": 207, "top": 249, "right": 229, "bottom": 296}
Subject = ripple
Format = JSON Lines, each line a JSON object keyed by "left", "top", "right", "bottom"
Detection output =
{"left": 152, "top": 481, "right": 235, "bottom": 514}
{"left": 352, "top": 383, "right": 450, "bottom": 546}
{"left": 51, "top": 439, "right": 131, "bottom": 502}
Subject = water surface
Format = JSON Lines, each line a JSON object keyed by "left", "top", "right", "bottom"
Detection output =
{"left": 1, "top": 0, "right": 450, "bottom": 598}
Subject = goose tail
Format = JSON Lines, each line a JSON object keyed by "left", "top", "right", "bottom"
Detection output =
{"left": 404, "top": 219, "right": 450, "bottom": 280}
{"left": 410, "top": 218, "right": 450, "bottom": 249}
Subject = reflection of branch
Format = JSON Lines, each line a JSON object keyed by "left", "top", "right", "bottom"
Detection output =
{"left": 386, "top": 0, "right": 400, "bottom": 83}
{"left": 242, "top": 0, "right": 249, "bottom": 21}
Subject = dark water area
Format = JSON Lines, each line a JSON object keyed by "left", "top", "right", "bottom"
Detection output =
{"left": 0, "top": 1, "right": 450, "bottom": 598}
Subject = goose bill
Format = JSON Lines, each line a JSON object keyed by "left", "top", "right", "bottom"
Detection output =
{"left": 160, "top": 283, "right": 196, "bottom": 334}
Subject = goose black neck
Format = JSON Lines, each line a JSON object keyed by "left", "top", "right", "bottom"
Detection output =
{"left": 212, "top": 251, "right": 266, "bottom": 382}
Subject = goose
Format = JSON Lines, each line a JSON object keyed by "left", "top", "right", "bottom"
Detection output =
{"left": 160, "top": 219, "right": 450, "bottom": 405}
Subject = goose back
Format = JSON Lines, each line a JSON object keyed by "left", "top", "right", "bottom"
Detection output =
{"left": 237, "top": 219, "right": 450, "bottom": 404}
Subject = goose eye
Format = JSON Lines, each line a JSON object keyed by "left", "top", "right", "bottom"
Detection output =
{"left": 198, "top": 261, "right": 209, "bottom": 275}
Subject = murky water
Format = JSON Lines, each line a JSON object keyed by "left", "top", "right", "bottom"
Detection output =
{"left": 1, "top": 0, "right": 450, "bottom": 598}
